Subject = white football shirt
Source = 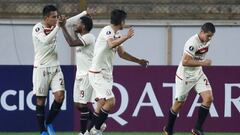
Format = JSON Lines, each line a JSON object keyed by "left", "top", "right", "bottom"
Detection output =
{"left": 177, "top": 34, "right": 210, "bottom": 80}
{"left": 90, "top": 25, "right": 121, "bottom": 75}
{"left": 65, "top": 11, "right": 87, "bottom": 40}
{"left": 76, "top": 33, "right": 95, "bottom": 77}
{"left": 64, "top": 11, "right": 95, "bottom": 77}
{"left": 32, "top": 22, "right": 60, "bottom": 67}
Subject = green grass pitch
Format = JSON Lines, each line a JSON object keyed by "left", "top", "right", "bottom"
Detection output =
{"left": 0, "top": 132, "right": 239, "bottom": 135}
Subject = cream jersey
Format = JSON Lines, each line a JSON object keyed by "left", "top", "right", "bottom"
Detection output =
{"left": 64, "top": 11, "right": 95, "bottom": 77}
{"left": 32, "top": 22, "right": 60, "bottom": 67}
{"left": 177, "top": 34, "right": 210, "bottom": 80}
{"left": 76, "top": 33, "right": 95, "bottom": 77}
{"left": 65, "top": 11, "right": 87, "bottom": 40}
{"left": 90, "top": 25, "right": 121, "bottom": 75}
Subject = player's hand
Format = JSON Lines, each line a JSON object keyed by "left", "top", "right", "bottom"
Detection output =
{"left": 58, "top": 15, "right": 67, "bottom": 27}
{"left": 138, "top": 59, "right": 149, "bottom": 67}
{"left": 127, "top": 27, "right": 134, "bottom": 39}
{"left": 203, "top": 59, "right": 212, "bottom": 66}
{"left": 86, "top": 7, "right": 96, "bottom": 16}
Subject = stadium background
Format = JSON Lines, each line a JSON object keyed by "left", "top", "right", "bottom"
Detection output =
{"left": 0, "top": 0, "right": 240, "bottom": 134}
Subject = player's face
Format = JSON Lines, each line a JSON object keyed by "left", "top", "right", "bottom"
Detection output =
{"left": 75, "top": 21, "right": 84, "bottom": 33}
{"left": 119, "top": 20, "right": 125, "bottom": 30}
{"left": 45, "top": 11, "right": 58, "bottom": 27}
{"left": 201, "top": 31, "right": 214, "bottom": 43}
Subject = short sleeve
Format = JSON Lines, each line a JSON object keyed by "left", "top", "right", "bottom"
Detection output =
{"left": 102, "top": 27, "right": 114, "bottom": 40}
{"left": 184, "top": 40, "right": 197, "bottom": 57}
{"left": 81, "top": 34, "right": 95, "bottom": 46}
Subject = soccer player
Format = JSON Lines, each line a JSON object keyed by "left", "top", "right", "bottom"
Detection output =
{"left": 32, "top": 5, "right": 65, "bottom": 135}
{"left": 88, "top": 9, "right": 149, "bottom": 135}
{"left": 163, "top": 22, "right": 215, "bottom": 135}
{"left": 58, "top": 9, "right": 104, "bottom": 135}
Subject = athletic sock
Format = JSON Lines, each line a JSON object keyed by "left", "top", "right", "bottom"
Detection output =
{"left": 79, "top": 107, "right": 90, "bottom": 134}
{"left": 166, "top": 109, "right": 177, "bottom": 133}
{"left": 88, "top": 112, "right": 99, "bottom": 131}
{"left": 46, "top": 100, "right": 62, "bottom": 124}
{"left": 36, "top": 105, "right": 46, "bottom": 133}
{"left": 195, "top": 105, "right": 210, "bottom": 131}
{"left": 95, "top": 108, "right": 109, "bottom": 130}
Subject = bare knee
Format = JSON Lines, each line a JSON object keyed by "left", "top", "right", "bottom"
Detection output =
{"left": 103, "top": 98, "right": 115, "bottom": 112}
{"left": 54, "top": 91, "right": 65, "bottom": 103}
{"left": 36, "top": 96, "right": 46, "bottom": 106}
{"left": 202, "top": 95, "right": 213, "bottom": 107}
{"left": 172, "top": 100, "right": 185, "bottom": 113}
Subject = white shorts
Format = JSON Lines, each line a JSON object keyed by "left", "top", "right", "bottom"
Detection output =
{"left": 88, "top": 71, "right": 114, "bottom": 100}
{"left": 175, "top": 73, "right": 212, "bottom": 101}
{"left": 32, "top": 66, "right": 65, "bottom": 97}
{"left": 73, "top": 74, "right": 95, "bottom": 104}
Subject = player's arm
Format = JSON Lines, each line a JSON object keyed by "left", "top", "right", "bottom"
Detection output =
{"left": 61, "top": 25, "right": 85, "bottom": 47}
{"left": 107, "top": 27, "right": 134, "bottom": 49}
{"left": 59, "top": 15, "right": 86, "bottom": 47}
{"left": 117, "top": 46, "right": 149, "bottom": 67}
{"left": 66, "top": 8, "right": 95, "bottom": 24}
{"left": 182, "top": 53, "right": 211, "bottom": 67}
{"left": 35, "top": 25, "right": 59, "bottom": 44}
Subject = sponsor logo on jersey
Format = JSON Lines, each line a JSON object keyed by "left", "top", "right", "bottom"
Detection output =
{"left": 189, "top": 46, "right": 194, "bottom": 51}
{"left": 106, "top": 31, "right": 111, "bottom": 35}
{"left": 35, "top": 27, "right": 40, "bottom": 32}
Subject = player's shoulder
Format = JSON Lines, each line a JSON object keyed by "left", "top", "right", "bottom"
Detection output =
{"left": 186, "top": 34, "right": 199, "bottom": 46}
{"left": 83, "top": 33, "right": 96, "bottom": 41}
{"left": 33, "top": 22, "right": 43, "bottom": 33}
{"left": 101, "top": 25, "right": 113, "bottom": 35}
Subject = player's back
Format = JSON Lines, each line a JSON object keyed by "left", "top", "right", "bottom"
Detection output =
{"left": 90, "top": 25, "right": 117, "bottom": 75}
{"left": 32, "top": 22, "right": 59, "bottom": 67}
{"left": 76, "top": 33, "right": 95, "bottom": 76}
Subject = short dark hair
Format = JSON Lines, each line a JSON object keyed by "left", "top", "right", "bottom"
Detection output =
{"left": 42, "top": 5, "right": 58, "bottom": 17}
{"left": 201, "top": 22, "right": 215, "bottom": 33}
{"left": 110, "top": 9, "right": 127, "bottom": 25}
{"left": 80, "top": 16, "right": 93, "bottom": 32}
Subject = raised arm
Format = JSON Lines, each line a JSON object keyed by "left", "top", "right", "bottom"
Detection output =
{"left": 107, "top": 27, "right": 134, "bottom": 48}
{"left": 59, "top": 16, "right": 85, "bottom": 47}
{"left": 66, "top": 7, "right": 96, "bottom": 25}
{"left": 34, "top": 25, "right": 59, "bottom": 44}
{"left": 117, "top": 46, "right": 149, "bottom": 67}
{"left": 61, "top": 26, "right": 86, "bottom": 47}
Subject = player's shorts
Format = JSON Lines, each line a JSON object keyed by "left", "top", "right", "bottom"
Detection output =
{"left": 73, "top": 74, "right": 95, "bottom": 104}
{"left": 32, "top": 66, "right": 65, "bottom": 97}
{"left": 88, "top": 70, "right": 114, "bottom": 100}
{"left": 175, "top": 73, "right": 212, "bottom": 101}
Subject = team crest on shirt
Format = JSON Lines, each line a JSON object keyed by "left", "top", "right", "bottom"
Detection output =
{"left": 189, "top": 46, "right": 194, "bottom": 51}
{"left": 35, "top": 27, "right": 40, "bottom": 32}
{"left": 106, "top": 31, "right": 111, "bottom": 35}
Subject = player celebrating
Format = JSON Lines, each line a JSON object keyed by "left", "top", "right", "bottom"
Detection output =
{"left": 163, "top": 22, "right": 215, "bottom": 135}
{"left": 58, "top": 9, "right": 106, "bottom": 135}
{"left": 88, "top": 9, "right": 149, "bottom": 135}
{"left": 32, "top": 5, "right": 65, "bottom": 135}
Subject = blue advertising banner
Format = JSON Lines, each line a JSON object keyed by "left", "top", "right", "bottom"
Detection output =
{"left": 1, "top": 66, "right": 240, "bottom": 132}
{"left": 0, "top": 65, "right": 75, "bottom": 131}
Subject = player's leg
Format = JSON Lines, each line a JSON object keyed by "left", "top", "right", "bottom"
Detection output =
{"left": 164, "top": 76, "right": 194, "bottom": 135}
{"left": 46, "top": 67, "right": 65, "bottom": 135}
{"left": 74, "top": 75, "right": 94, "bottom": 135}
{"left": 95, "top": 97, "right": 115, "bottom": 130}
{"left": 164, "top": 100, "right": 185, "bottom": 135}
{"left": 33, "top": 67, "right": 49, "bottom": 135}
{"left": 88, "top": 72, "right": 113, "bottom": 135}
{"left": 87, "top": 99, "right": 105, "bottom": 132}
{"left": 46, "top": 90, "right": 65, "bottom": 123}
{"left": 192, "top": 74, "right": 213, "bottom": 135}
{"left": 36, "top": 97, "right": 47, "bottom": 134}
